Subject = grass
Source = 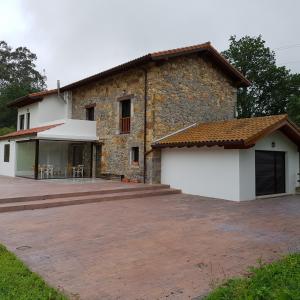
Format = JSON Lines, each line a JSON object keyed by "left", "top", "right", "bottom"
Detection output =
{"left": 205, "top": 253, "right": 300, "bottom": 300}
{"left": 0, "top": 244, "right": 68, "bottom": 300}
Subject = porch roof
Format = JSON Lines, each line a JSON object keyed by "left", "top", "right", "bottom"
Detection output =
{"left": 0, "top": 123, "right": 63, "bottom": 141}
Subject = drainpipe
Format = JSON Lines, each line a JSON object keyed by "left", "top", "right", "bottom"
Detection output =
{"left": 141, "top": 68, "right": 148, "bottom": 184}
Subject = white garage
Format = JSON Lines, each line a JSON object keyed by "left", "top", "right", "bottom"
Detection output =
{"left": 153, "top": 115, "right": 300, "bottom": 201}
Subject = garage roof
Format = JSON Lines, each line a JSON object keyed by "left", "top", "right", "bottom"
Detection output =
{"left": 152, "top": 114, "right": 300, "bottom": 149}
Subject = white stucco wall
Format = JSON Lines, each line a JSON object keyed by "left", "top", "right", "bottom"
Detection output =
{"left": 37, "top": 94, "right": 68, "bottom": 125}
{"left": 0, "top": 140, "right": 16, "bottom": 177}
{"left": 37, "top": 119, "right": 97, "bottom": 141}
{"left": 239, "top": 130, "right": 299, "bottom": 200}
{"left": 161, "top": 147, "right": 240, "bottom": 201}
{"left": 161, "top": 130, "right": 299, "bottom": 201}
{"left": 17, "top": 102, "right": 39, "bottom": 129}
{"left": 17, "top": 94, "right": 68, "bottom": 129}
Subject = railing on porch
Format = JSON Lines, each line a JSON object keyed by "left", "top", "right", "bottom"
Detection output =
{"left": 120, "top": 117, "right": 131, "bottom": 134}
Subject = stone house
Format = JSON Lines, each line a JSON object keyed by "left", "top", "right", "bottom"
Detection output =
{"left": 61, "top": 42, "right": 250, "bottom": 183}
{"left": 1, "top": 42, "right": 299, "bottom": 201}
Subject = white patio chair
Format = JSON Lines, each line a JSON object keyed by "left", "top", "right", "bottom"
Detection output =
{"left": 72, "top": 165, "right": 84, "bottom": 178}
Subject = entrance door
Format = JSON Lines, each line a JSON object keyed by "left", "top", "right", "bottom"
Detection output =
{"left": 255, "top": 151, "right": 286, "bottom": 196}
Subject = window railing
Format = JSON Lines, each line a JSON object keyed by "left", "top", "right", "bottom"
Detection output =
{"left": 120, "top": 117, "right": 130, "bottom": 134}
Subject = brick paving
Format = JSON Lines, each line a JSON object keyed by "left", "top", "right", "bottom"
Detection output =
{"left": 0, "top": 179, "right": 299, "bottom": 299}
{"left": 0, "top": 176, "right": 144, "bottom": 199}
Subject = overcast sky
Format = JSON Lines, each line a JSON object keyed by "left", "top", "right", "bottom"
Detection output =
{"left": 0, "top": 0, "right": 299, "bottom": 89}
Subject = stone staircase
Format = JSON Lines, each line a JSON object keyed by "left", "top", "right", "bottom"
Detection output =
{"left": 0, "top": 185, "right": 181, "bottom": 213}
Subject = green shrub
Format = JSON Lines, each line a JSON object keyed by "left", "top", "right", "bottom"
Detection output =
{"left": 205, "top": 254, "right": 300, "bottom": 300}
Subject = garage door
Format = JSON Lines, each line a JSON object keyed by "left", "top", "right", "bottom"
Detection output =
{"left": 255, "top": 151, "right": 286, "bottom": 196}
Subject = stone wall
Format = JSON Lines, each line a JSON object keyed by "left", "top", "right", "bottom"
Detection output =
{"left": 72, "top": 68, "right": 146, "bottom": 182}
{"left": 145, "top": 54, "right": 237, "bottom": 182}
{"left": 71, "top": 53, "right": 237, "bottom": 183}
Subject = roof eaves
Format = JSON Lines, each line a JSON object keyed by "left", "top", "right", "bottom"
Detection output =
{"left": 7, "top": 89, "right": 57, "bottom": 108}
{"left": 61, "top": 54, "right": 152, "bottom": 91}
{"left": 244, "top": 115, "right": 288, "bottom": 146}
{"left": 153, "top": 139, "right": 246, "bottom": 149}
{"left": 206, "top": 45, "right": 251, "bottom": 87}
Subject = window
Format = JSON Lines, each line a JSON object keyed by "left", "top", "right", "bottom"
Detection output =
{"left": 19, "top": 114, "right": 25, "bottom": 130}
{"left": 86, "top": 107, "right": 95, "bottom": 121}
{"left": 26, "top": 112, "right": 30, "bottom": 129}
{"left": 131, "top": 147, "right": 139, "bottom": 165}
{"left": 120, "top": 99, "right": 131, "bottom": 133}
{"left": 4, "top": 144, "right": 10, "bottom": 162}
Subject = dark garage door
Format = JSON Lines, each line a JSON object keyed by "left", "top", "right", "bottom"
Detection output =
{"left": 255, "top": 151, "right": 286, "bottom": 196}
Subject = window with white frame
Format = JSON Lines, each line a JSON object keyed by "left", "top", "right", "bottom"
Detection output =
{"left": 4, "top": 144, "right": 10, "bottom": 162}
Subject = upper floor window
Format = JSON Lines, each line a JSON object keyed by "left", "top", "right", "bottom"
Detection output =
{"left": 120, "top": 99, "right": 131, "bottom": 134}
{"left": 26, "top": 112, "right": 30, "bottom": 129}
{"left": 19, "top": 114, "right": 25, "bottom": 130}
{"left": 85, "top": 104, "right": 95, "bottom": 121}
{"left": 4, "top": 144, "right": 10, "bottom": 162}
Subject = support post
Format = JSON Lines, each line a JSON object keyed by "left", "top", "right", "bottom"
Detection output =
{"left": 34, "top": 139, "right": 39, "bottom": 180}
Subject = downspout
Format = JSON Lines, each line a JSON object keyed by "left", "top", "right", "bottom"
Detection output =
{"left": 141, "top": 67, "right": 148, "bottom": 184}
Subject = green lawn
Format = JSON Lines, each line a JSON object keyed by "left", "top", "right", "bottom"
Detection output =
{"left": 205, "top": 253, "right": 300, "bottom": 300}
{"left": 0, "top": 244, "right": 68, "bottom": 300}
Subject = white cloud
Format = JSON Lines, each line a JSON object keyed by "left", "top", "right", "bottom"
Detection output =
{"left": 1, "top": 0, "right": 299, "bottom": 88}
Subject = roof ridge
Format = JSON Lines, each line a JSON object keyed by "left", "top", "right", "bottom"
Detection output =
{"left": 150, "top": 42, "right": 211, "bottom": 57}
{"left": 61, "top": 41, "right": 250, "bottom": 91}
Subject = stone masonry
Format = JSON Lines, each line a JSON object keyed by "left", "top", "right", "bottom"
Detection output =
{"left": 71, "top": 53, "right": 237, "bottom": 183}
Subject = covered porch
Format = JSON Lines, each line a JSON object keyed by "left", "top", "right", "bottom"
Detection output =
{"left": 15, "top": 139, "right": 99, "bottom": 179}
{"left": 13, "top": 119, "right": 99, "bottom": 180}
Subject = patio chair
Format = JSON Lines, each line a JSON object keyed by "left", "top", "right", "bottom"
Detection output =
{"left": 72, "top": 165, "right": 84, "bottom": 178}
{"left": 45, "top": 165, "right": 54, "bottom": 179}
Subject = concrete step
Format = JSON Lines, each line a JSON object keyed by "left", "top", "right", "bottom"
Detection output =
{"left": 0, "top": 184, "right": 170, "bottom": 204}
{"left": 0, "top": 188, "right": 181, "bottom": 213}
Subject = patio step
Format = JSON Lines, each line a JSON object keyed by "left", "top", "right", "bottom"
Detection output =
{"left": 0, "top": 184, "right": 170, "bottom": 204}
{"left": 0, "top": 187, "right": 181, "bottom": 213}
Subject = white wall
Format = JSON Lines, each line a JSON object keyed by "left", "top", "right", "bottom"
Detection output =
{"left": 161, "top": 147, "right": 240, "bottom": 201}
{"left": 38, "top": 94, "right": 68, "bottom": 125}
{"left": 17, "top": 94, "right": 68, "bottom": 129}
{"left": 37, "top": 119, "right": 97, "bottom": 141}
{"left": 18, "top": 102, "right": 39, "bottom": 129}
{"left": 239, "top": 149, "right": 255, "bottom": 200}
{"left": 239, "top": 130, "right": 299, "bottom": 200}
{"left": 0, "top": 140, "right": 16, "bottom": 177}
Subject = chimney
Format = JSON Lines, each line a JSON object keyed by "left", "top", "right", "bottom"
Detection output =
{"left": 57, "top": 80, "right": 66, "bottom": 103}
{"left": 57, "top": 80, "right": 61, "bottom": 97}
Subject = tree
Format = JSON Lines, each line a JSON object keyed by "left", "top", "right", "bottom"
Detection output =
{"left": 222, "top": 35, "right": 300, "bottom": 119}
{"left": 287, "top": 96, "right": 300, "bottom": 126}
{"left": 0, "top": 41, "right": 46, "bottom": 129}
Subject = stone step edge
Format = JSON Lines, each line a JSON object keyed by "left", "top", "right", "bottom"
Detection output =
{"left": 0, "top": 188, "right": 181, "bottom": 213}
{"left": 0, "top": 184, "right": 171, "bottom": 204}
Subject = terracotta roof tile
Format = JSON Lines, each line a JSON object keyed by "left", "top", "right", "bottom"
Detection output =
{"left": 153, "top": 115, "right": 300, "bottom": 148}
{"left": 0, "top": 123, "right": 63, "bottom": 141}
{"left": 7, "top": 89, "right": 57, "bottom": 108}
{"left": 61, "top": 42, "right": 250, "bottom": 91}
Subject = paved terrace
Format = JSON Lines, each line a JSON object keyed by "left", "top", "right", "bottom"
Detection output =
{"left": 0, "top": 176, "right": 145, "bottom": 199}
{"left": 0, "top": 177, "right": 299, "bottom": 299}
